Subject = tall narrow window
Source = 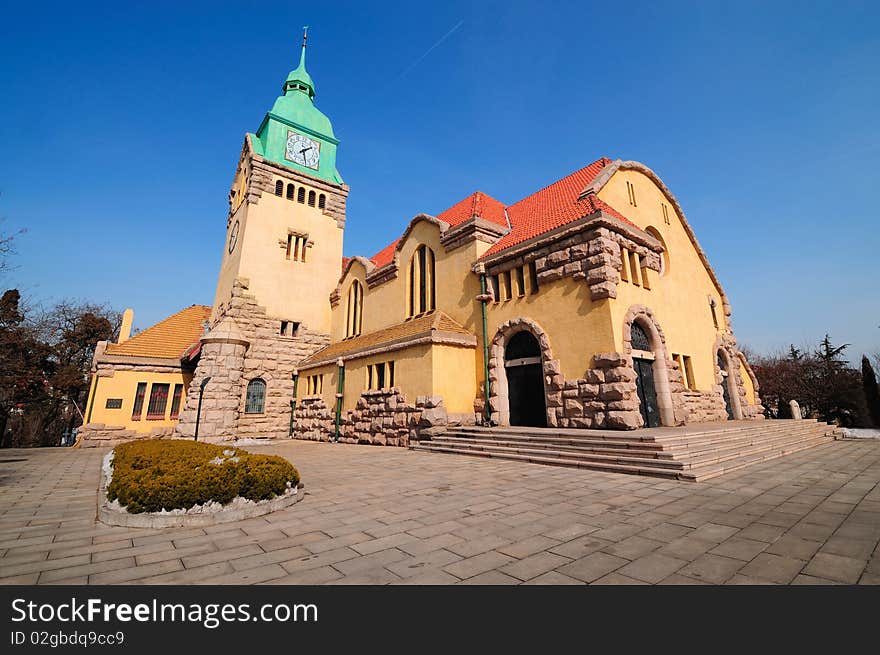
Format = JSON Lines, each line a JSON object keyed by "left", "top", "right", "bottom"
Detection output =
{"left": 528, "top": 261, "right": 539, "bottom": 294}
{"left": 318, "top": 194, "right": 326, "bottom": 209}
{"left": 297, "top": 187, "right": 306, "bottom": 203}
{"left": 516, "top": 266, "right": 526, "bottom": 297}
{"left": 286, "top": 184, "right": 295, "bottom": 200}
{"left": 683, "top": 356, "right": 695, "bottom": 390}
{"left": 620, "top": 248, "right": 630, "bottom": 282}
{"left": 503, "top": 270, "right": 512, "bottom": 300}
{"left": 286, "top": 235, "right": 293, "bottom": 260}
{"left": 245, "top": 379, "right": 266, "bottom": 414}
{"left": 710, "top": 298, "right": 719, "bottom": 329}
{"left": 346, "top": 280, "right": 363, "bottom": 338}
{"left": 146, "top": 383, "right": 170, "bottom": 420}
{"left": 408, "top": 245, "right": 435, "bottom": 316}
{"left": 490, "top": 274, "right": 500, "bottom": 302}
{"left": 626, "top": 180, "right": 638, "bottom": 207}
{"left": 661, "top": 202, "right": 671, "bottom": 225}
{"left": 629, "top": 252, "right": 641, "bottom": 286}
{"left": 274, "top": 180, "right": 283, "bottom": 197}
{"left": 308, "top": 190, "right": 316, "bottom": 207}
{"left": 132, "top": 382, "right": 147, "bottom": 420}
{"left": 388, "top": 361, "right": 395, "bottom": 387}
{"left": 376, "top": 362, "right": 385, "bottom": 389}
{"left": 169, "top": 384, "right": 184, "bottom": 419}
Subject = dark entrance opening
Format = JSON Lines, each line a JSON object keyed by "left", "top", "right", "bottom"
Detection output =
{"left": 504, "top": 331, "right": 546, "bottom": 427}
{"left": 631, "top": 322, "right": 660, "bottom": 428}
{"left": 718, "top": 352, "right": 734, "bottom": 419}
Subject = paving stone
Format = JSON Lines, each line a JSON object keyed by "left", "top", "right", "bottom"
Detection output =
{"left": 592, "top": 572, "right": 650, "bottom": 585}
{"left": 457, "top": 570, "right": 521, "bottom": 585}
{"left": 444, "top": 550, "right": 514, "bottom": 580}
{"left": 523, "top": 571, "right": 584, "bottom": 585}
{"left": 739, "top": 553, "right": 806, "bottom": 584}
{"left": 766, "top": 534, "right": 823, "bottom": 560}
{"left": 802, "top": 552, "right": 866, "bottom": 584}
{"left": 601, "top": 535, "right": 664, "bottom": 560}
{"left": 678, "top": 554, "right": 744, "bottom": 584}
{"left": 500, "top": 552, "right": 571, "bottom": 581}
{"left": 617, "top": 553, "right": 688, "bottom": 584}
{"left": 709, "top": 537, "right": 770, "bottom": 562}
{"left": 385, "top": 549, "right": 462, "bottom": 578}
{"left": 557, "top": 552, "right": 629, "bottom": 583}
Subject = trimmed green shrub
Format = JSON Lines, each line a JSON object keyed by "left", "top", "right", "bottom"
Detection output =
{"left": 107, "top": 440, "right": 300, "bottom": 514}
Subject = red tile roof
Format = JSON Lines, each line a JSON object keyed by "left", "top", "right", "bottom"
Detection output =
{"left": 482, "top": 158, "right": 635, "bottom": 258}
{"left": 370, "top": 238, "right": 400, "bottom": 268}
{"left": 436, "top": 191, "right": 508, "bottom": 229}
{"left": 363, "top": 158, "right": 636, "bottom": 268}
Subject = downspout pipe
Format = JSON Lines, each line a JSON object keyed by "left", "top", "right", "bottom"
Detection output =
{"left": 289, "top": 369, "right": 299, "bottom": 437}
{"left": 334, "top": 358, "right": 345, "bottom": 442}
{"left": 477, "top": 265, "right": 492, "bottom": 426}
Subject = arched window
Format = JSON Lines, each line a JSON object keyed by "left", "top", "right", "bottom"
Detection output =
{"left": 308, "top": 190, "right": 316, "bottom": 207}
{"left": 297, "top": 187, "right": 306, "bottom": 203}
{"left": 318, "top": 194, "right": 326, "bottom": 209}
{"left": 274, "top": 180, "right": 283, "bottom": 197}
{"left": 286, "top": 184, "right": 295, "bottom": 200}
{"left": 407, "top": 245, "right": 435, "bottom": 317}
{"left": 244, "top": 378, "right": 266, "bottom": 414}
{"left": 345, "top": 280, "right": 363, "bottom": 338}
{"left": 630, "top": 322, "right": 651, "bottom": 352}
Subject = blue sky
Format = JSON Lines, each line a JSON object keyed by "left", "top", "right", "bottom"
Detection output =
{"left": 1, "top": 1, "right": 878, "bottom": 360}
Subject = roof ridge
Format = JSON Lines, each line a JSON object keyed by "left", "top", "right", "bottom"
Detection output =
{"left": 509, "top": 157, "right": 612, "bottom": 209}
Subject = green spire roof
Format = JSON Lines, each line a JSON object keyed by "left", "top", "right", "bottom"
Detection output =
{"left": 284, "top": 30, "right": 315, "bottom": 99}
{"left": 251, "top": 28, "right": 343, "bottom": 184}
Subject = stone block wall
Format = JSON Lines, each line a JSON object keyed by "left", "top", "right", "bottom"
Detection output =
{"left": 291, "top": 389, "right": 454, "bottom": 447}
{"left": 79, "top": 424, "right": 173, "bottom": 448}
{"left": 175, "top": 278, "right": 329, "bottom": 441}
{"left": 490, "top": 225, "right": 661, "bottom": 302}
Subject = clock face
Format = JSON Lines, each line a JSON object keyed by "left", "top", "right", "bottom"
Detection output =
{"left": 228, "top": 220, "right": 240, "bottom": 254}
{"left": 285, "top": 131, "right": 320, "bottom": 170}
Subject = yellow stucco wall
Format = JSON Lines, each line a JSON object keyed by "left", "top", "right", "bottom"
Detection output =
{"left": 482, "top": 277, "right": 616, "bottom": 381}
{"left": 597, "top": 170, "right": 726, "bottom": 390}
{"left": 333, "top": 220, "right": 484, "bottom": 340}
{"left": 213, "top": 167, "right": 344, "bottom": 333}
{"left": 86, "top": 369, "right": 192, "bottom": 433}
{"left": 298, "top": 342, "right": 476, "bottom": 415}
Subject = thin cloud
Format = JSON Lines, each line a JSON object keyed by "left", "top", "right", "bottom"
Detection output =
{"left": 397, "top": 20, "right": 464, "bottom": 79}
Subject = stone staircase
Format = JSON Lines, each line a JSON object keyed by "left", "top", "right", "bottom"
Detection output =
{"left": 409, "top": 419, "right": 842, "bottom": 481}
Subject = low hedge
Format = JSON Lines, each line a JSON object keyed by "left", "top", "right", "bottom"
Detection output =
{"left": 107, "top": 440, "right": 300, "bottom": 514}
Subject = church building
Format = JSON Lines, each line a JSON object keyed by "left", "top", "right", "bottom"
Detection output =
{"left": 82, "top": 34, "right": 763, "bottom": 448}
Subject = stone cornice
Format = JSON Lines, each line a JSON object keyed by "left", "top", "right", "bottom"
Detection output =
{"left": 477, "top": 210, "right": 661, "bottom": 274}
{"left": 440, "top": 216, "right": 508, "bottom": 252}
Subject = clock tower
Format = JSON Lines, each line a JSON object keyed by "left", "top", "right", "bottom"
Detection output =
{"left": 175, "top": 31, "right": 348, "bottom": 441}
{"left": 212, "top": 28, "right": 348, "bottom": 331}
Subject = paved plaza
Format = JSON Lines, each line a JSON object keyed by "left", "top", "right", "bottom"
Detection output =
{"left": 1, "top": 437, "right": 879, "bottom": 585}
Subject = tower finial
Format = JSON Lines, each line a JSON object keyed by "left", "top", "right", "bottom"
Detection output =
{"left": 302, "top": 25, "right": 309, "bottom": 48}
{"left": 298, "top": 26, "right": 309, "bottom": 69}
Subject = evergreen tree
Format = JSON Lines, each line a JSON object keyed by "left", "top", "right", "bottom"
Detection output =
{"left": 862, "top": 355, "right": 880, "bottom": 428}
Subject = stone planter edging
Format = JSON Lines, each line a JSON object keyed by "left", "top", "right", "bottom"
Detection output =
{"left": 97, "top": 453, "right": 304, "bottom": 528}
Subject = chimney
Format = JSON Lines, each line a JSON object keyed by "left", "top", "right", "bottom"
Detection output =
{"left": 119, "top": 308, "right": 134, "bottom": 343}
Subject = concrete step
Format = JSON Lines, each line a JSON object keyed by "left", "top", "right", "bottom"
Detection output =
{"left": 412, "top": 419, "right": 840, "bottom": 481}
{"left": 409, "top": 443, "right": 684, "bottom": 479}
{"left": 682, "top": 437, "right": 837, "bottom": 482}
{"left": 422, "top": 439, "right": 685, "bottom": 469}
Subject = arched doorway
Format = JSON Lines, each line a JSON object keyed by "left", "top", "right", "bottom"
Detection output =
{"left": 504, "top": 331, "right": 547, "bottom": 427}
{"left": 630, "top": 322, "right": 661, "bottom": 427}
{"left": 717, "top": 351, "right": 735, "bottom": 420}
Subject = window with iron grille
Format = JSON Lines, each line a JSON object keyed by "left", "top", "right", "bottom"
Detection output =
{"left": 169, "top": 384, "right": 184, "bottom": 419}
{"left": 318, "top": 193, "right": 326, "bottom": 209}
{"left": 274, "top": 180, "right": 283, "bottom": 196}
{"left": 146, "top": 383, "right": 169, "bottom": 419}
{"left": 105, "top": 398, "right": 122, "bottom": 409}
{"left": 245, "top": 378, "right": 266, "bottom": 414}
{"left": 132, "top": 382, "right": 147, "bottom": 420}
